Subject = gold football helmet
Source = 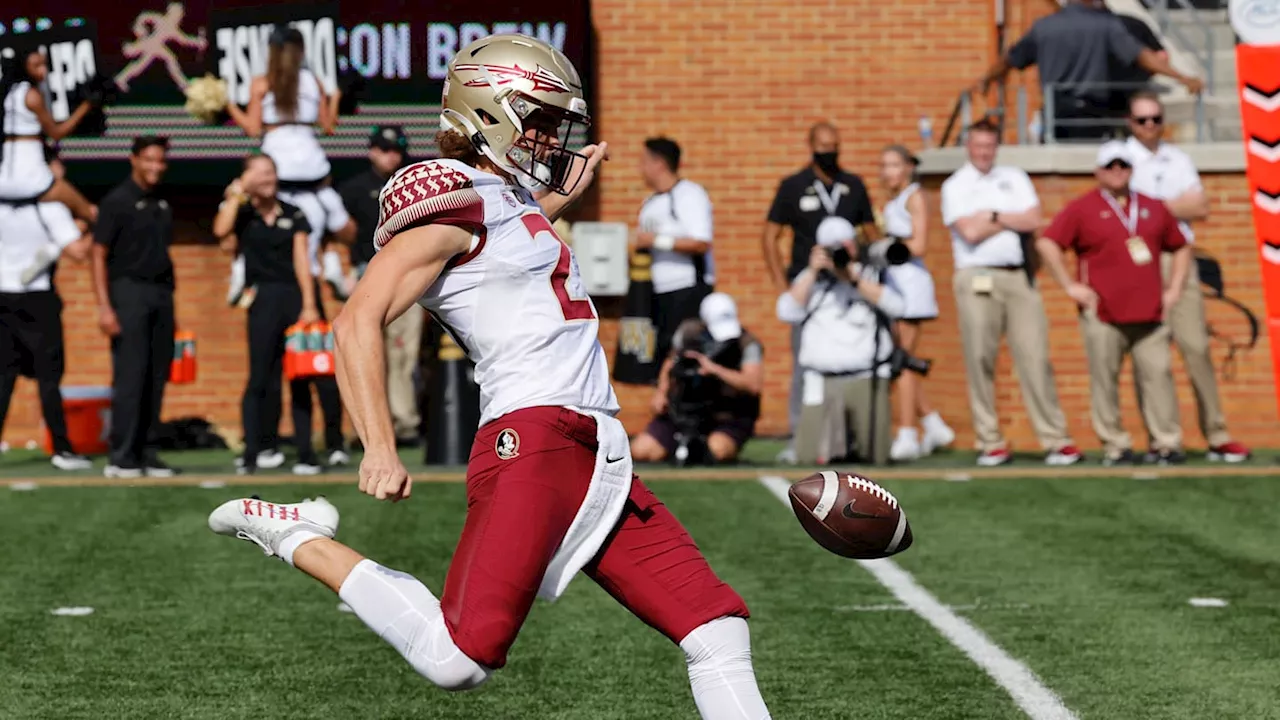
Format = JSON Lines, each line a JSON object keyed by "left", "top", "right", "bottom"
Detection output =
{"left": 440, "top": 34, "right": 590, "bottom": 195}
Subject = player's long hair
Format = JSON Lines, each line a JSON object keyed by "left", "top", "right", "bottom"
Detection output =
{"left": 267, "top": 39, "right": 303, "bottom": 121}
{"left": 436, "top": 130, "right": 480, "bottom": 167}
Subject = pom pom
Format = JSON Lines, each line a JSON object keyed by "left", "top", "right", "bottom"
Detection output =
{"left": 184, "top": 74, "right": 230, "bottom": 125}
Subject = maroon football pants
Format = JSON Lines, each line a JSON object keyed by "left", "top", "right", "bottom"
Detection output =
{"left": 439, "top": 406, "right": 749, "bottom": 669}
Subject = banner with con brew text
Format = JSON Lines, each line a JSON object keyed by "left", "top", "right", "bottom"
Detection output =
{"left": 1229, "top": 0, "right": 1280, "bottom": 420}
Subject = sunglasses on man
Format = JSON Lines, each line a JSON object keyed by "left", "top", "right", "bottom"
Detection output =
{"left": 1103, "top": 160, "right": 1132, "bottom": 171}
{"left": 1130, "top": 114, "right": 1163, "bottom": 126}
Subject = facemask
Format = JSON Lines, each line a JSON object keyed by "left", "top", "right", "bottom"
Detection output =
{"left": 813, "top": 152, "right": 840, "bottom": 175}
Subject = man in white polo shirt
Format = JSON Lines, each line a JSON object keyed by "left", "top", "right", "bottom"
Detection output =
{"left": 941, "top": 119, "right": 1080, "bottom": 467}
{"left": 1124, "top": 91, "right": 1250, "bottom": 463}
{"left": 632, "top": 137, "right": 716, "bottom": 366}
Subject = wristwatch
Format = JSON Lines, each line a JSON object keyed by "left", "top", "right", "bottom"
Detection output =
{"left": 990, "top": 210, "right": 999, "bottom": 223}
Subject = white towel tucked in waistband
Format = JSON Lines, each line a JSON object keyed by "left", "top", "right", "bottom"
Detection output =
{"left": 538, "top": 411, "right": 634, "bottom": 602}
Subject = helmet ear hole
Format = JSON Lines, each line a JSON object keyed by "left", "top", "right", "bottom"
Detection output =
{"left": 474, "top": 109, "right": 500, "bottom": 127}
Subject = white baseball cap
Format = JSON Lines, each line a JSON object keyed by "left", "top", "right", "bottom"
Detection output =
{"left": 1096, "top": 140, "right": 1133, "bottom": 168}
{"left": 815, "top": 216, "right": 857, "bottom": 248}
{"left": 700, "top": 292, "right": 742, "bottom": 342}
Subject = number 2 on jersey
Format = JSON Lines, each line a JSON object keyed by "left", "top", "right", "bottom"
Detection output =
{"left": 520, "top": 214, "right": 597, "bottom": 322}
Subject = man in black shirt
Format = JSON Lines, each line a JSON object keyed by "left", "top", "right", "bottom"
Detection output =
{"left": 91, "top": 136, "right": 178, "bottom": 478}
{"left": 339, "top": 126, "right": 408, "bottom": 273}
{"left": 760, "top": 122, "right": 876, "bottom": 461}
{"left": 1107, "top": 9, "right": 1168, "bottom": 117}
{"left": 338, "top": 126, "right": 423, "bottom": 444}
{"left": 976, "top": 0, "right": 1200, "bottom": 141}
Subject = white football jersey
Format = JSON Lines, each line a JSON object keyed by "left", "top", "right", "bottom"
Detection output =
{"left": 374, "top": 159, "right": 620, "bottom": 426}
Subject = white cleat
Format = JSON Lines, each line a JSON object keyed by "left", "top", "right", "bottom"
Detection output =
{"left": 208, "top": 496, "right": 340, "bottom": 559}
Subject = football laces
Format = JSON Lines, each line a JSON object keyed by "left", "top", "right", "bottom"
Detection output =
{"left": 845, "top": 474, "right": 899, "bottom": 509}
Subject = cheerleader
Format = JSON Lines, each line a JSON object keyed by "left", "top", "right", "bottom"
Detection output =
{"left": 224, "top": 27, "right": 355, "bottom": 305}
{"left": 879, "top": 145, "right": 955, "bottom": 461}
{"left": 224, "top": 27, "right": 353, "bottom": 468}
{"left": 0, "top": 48, "right": 98, "bottom": 222}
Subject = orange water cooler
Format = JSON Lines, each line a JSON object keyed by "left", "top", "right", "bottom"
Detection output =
{"left": 41, "top": 386, "right": 112, "bottom": 456}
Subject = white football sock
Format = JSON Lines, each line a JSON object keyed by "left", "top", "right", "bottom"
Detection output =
{"left": 680, "top": 617, "right": 771, "bottom": 720}
{"left": 338, "top": 559, "right": 491, "bottom": 691}
{"left": 277, "top": 530, "right": 325, "bottom": 567}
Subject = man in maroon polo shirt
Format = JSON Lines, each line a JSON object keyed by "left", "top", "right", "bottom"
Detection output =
{"left": 1037, "top": 140, "right": 1191, "bottom": 466}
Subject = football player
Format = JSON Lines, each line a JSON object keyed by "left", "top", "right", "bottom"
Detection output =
{"left": 208, "top": 34, "right": 771, "bottom": 719}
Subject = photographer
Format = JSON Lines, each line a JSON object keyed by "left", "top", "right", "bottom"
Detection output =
{"left": 777, "top": 217, "right": 905, "bottom": 465}
{"left": 630, "top": 293, "right": 762, "bottom": 465}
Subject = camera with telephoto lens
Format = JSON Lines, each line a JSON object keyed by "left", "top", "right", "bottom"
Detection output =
{"left": 666, "top": 332, "right": 743, "bottom": 467}
{"left": 860, "top": 239, "right": 911, "bottom": 269}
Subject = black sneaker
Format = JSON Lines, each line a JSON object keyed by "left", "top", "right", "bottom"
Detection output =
{"left": 51, "top": 451, "right": 93, "bottom": 471}
{"left": 1143, "top": 449, "right": 1187, "bottom": 466}
{"left": 1102, "top": 449, "right": 1138, "bottom": 467}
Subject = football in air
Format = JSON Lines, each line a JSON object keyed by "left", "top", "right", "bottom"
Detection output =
{"left": 787, "top": 470, "right": 912, "bottom": 559}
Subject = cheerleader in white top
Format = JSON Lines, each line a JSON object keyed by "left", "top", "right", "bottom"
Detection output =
{"left": 879, "top": 145, "right": 954, "bottom": 461}
{"left": 1, "top": 48, "right": 102, "bottom": 283}
{"left": 224, "top": 27, "right": 354, "bottom": 468}
{"left": 225, "top": 27, "right": 355, "bottom": 306}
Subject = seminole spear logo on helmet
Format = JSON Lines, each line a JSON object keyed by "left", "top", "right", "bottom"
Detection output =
{"left": 452, "top": 63, "right": 573, "bottom": 94}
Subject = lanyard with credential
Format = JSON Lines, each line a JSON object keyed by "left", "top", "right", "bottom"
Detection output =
{"left": 812, "top": 180, "right": 845, "bottom": 216}
{"left": 1101, "top": 191, "right": 1139, "bottom": 238}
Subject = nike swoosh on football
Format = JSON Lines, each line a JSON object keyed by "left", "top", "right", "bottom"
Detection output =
{"left": 842, "top": 502, "right": 891, "bottom": 520}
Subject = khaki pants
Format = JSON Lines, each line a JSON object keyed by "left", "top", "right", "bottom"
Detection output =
{"left": 795, "top": 373, "right": 891, "bottom": 465}
{"left": 953, "top": 267, "right": 1071, "bottom": 452}
{"left": 1143, "top": 254, "right": 1230, "bottom": 446}
{"left": 1081, "top": 313, "right": 1182, "bottom": 454}
{"left": 385, "top": 303, "right": 425, "bottom": 439}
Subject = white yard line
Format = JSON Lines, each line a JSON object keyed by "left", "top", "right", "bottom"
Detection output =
{"left": 758, "top": 475, "right": 1079, "bottom": 720}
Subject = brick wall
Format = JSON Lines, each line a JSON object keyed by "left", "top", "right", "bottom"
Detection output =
{"left": 5, "top": 0, "right": 1274, "bottom": 453}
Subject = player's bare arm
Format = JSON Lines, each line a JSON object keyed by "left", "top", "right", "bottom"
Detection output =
{"left": 332, "top": 223, "right": 472, "bottom": 501}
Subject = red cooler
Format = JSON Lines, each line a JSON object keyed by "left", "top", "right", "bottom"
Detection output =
{"left": 41, "top": 386, "right": 112, "bottom": 456}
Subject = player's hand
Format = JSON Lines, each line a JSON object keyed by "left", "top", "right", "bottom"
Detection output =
{"left": 358, "top": 448, "right": 413, "bottom": 502}
{"left": 1162, "top": 288, "right": 1181, "bottom": 313}
{"left": 578, "top": 141, "right": 609, "bottom": 185}
{"left": 560, "top": 141, "right": 609, "bottom": 206}
{"left": 809, "top": 245, "right": 834, "bottom": 273}
{"left": 1066, "top": 282, "right": 1098, "bottom": 312}
{"left": 633, "top": 231, "right": 655, "bottom": 250}
{"left": 98, "top": 306, "right": 121, "bottom": 337}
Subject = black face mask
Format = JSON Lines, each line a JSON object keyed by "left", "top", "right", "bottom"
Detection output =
{"left": 813, "top": 151, "right": 840, "bottom": 175}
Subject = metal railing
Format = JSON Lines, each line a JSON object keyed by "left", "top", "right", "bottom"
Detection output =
{"left": 937, "top": 82, "right": 1208, "bottom": 147}
{"left": 1145, "top": 0, "right": 1218, "bottom": 97}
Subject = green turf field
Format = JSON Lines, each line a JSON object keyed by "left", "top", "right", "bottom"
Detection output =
{"left": 3, "top": 449, "right": 1279, "bottom": 720}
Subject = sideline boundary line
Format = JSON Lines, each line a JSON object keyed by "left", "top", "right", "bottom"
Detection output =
{"left": 2, "top": 461, "right": 1276, "bottom": 489}
{"left": 758, "top": 474, "right": 1079, "bottom": 720}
